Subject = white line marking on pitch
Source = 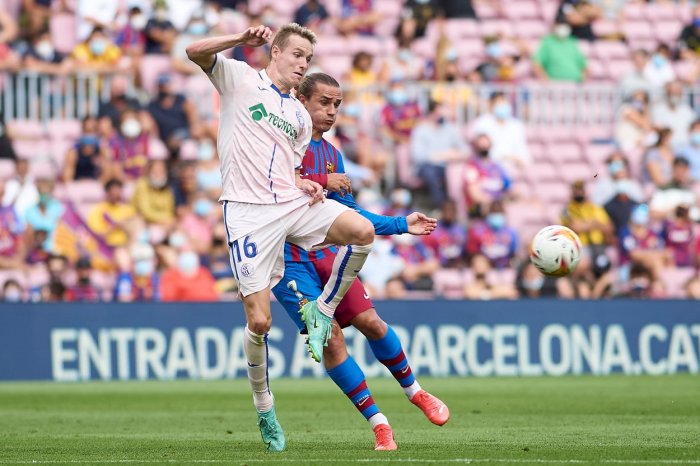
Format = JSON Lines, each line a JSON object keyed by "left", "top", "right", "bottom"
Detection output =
{"left": 5, "top": 459, "right": 700, "bottom": 464}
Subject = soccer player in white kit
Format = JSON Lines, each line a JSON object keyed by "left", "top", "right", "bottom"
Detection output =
{"left": 186, "top": 24, "right": 375, "bottom": 451}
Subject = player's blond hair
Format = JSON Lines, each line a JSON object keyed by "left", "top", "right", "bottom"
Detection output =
{"left": 271, "top": 23, "right": 317, "bottom": 55}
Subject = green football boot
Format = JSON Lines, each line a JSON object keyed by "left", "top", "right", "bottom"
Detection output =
{"left": 257, "top": 406, "right": 286, "bottom": 452}
{"left": 299, "top": 299, "right": 332, "bottom": 363}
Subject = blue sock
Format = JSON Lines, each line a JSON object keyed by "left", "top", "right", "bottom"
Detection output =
{"left": 368, "top": 326, "right": 416, "bottom": 388}
{"left": 327, "top": 356, "right": 380, "bottom": 420}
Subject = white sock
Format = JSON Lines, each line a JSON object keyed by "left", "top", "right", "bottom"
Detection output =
{"left": 317, "top": 243, "right": 372, "bottom": 317}
{"left": 368, "top": 413, "right": 389, "bottom": 429}
{"left": 244, "top": 325, "right": 274, "bottom": 413}
{"left": 404, "top": 381, "right": 422, "bottom": 400}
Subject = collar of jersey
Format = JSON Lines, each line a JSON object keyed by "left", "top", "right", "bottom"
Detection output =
{"left": 258, "top": 69, "right": 291, "bottom": 99}
{"left": 309, "top": 137, "right": 324, "bottom": 146}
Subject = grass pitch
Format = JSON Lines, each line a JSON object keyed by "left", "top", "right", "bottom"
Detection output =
{"left": 0, "top": 375, "right": 699, "bottom": 465}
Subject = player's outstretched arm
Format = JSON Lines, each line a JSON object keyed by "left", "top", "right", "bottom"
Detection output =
{"left": 185, "top": 25, "right": 272, "bottom": 72}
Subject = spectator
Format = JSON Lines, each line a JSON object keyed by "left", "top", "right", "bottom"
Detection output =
{"left": 3, "top": 159, "right": 38, "bottom": 217}
{"left": 464, "top": 254, "right": 518, "bottom": 300}
{"left": 517, "top": 262, "right": 574, "bottom": 299}
{"left": 145, "top": 3, "right": 177, "bottom": 54}
{"left": 561, "top": 180, "right": 613, "bottom": 278}
{"left": 71, "top": 26, "right": 122, "bottom": 73}
{"left": 475, "top": 35, "right": 523, "bottom": 84}
{"left": 383, "top": 188, "right": 413, "bottom": 218}
{"left": 337, "top": 0, "right": 381, "bottom": 36}
{"left": 604, "top": 179, "right": 640, "bottom": 238}
{"left": 24, "top": 178, "right": 65, "bottom": 252}
{"left": 172, "top": 12, "right": 210, "bottom": 75}
{"left": 677, "top": 120, "right": 700, "bottom": 180}
{"left": 592, "top": 151, "right": 644, "bottom": 206}
{"left": 618, "top": 204, "right": 672, "bottom": 276}
{"left": 180, "top": 193, "right": 217, "bottom": 255}
{"left": 379, "top": 79, "right": 422, "bottom": 144}
{"left": 421, "top": 199, "right": 467, "bottom": 268}
{"left": 410, "top": 99, "right": 467, "bottom": 207}
{"left": 195, "top": 137, "right": 222, "bottom": 199}
{"left": 614, "top": 89, "right": 653, "bottom": 153}
{"left": 23, "top": 29, "right": 70, "bottom": 74}
{"left": 379, "top": 29, "right": 424, "bottom": 83}
{"left": 0, "top": 110, "right": 17, "bottom": 161}
{"left": 431, "top": 47, "right": 472, "bottom": 119}
{"left": 109, "top": 109, "right": 151, "bottom": 180}
{"left": 114, "top": 242, "right": 160, "bottom": 302}
{"left": 466, "top": 201, "right": 518, "bottom": 269}
{"left": 65, "top": 257, "right": 100, "bottom": 302}
{"left": 147, "top": 74, "right": 202, "bottom": 155}
{"left": 0, "top": 179, "right": 27, "bottom": 270}
{"left": 86, "top": 179, "right": 137, "bottom": 248}
{"left": 334, "top": 106, "right": 385, "bottom": 184}
{"left": 651, "top": 81, "right": 694, "bottom": 149}
{"left": 643, "top": 128, "right": 676, "bottom": 188}
{"left": 2, "top": 279, "right": 23, "bottom": 303}
{"left": 389, "top": 232, "right": 440, "bottom": 295}
{"left": 347, "top": 51, "right": 378, "bottom": 90}
{"left": 359, "top": 238, "right": 406, "bottom": 298}
{"left": 294, "top": 0, "right": 329, "bottom": 29}
{"left": 532, "top": 19, "right": 587, "bottom": 82}
{"left": 643, "top": 44, "right": 675, "bottom": 91}
{"left": 0, "top": 6, "right": 20, "bottom": 73}
{"left": 649, "top": 157, "right": 696, "bottom": 218}
{"left": 25, "top": 229, "right": 50, "bottom": 265}
{"left": 471, "top": 92, "right": 530, "bottom": 171}
{"left": 76, "top": 0, "right": 118, "bottom": 41}
{"left": 622, "top": 261, "right": 665, "bottom": 299}
{"left": 684, "top": 276, "right": 700, "bottom": 299}
{"left": 619, "top": 49, "right": 653, "bottom": 97}
{"left": 160, "top": 250, "right": 218, "bottom": 301}
{"left": 402, "top": 0, "right": 440, "bottom": 38}
{"left": 131, "top": 160, "right": 176, "bottom": 227}
{"left": 172, "top": 161, "right": 198, "bottom": 214}
{"left": 438, "top": 0, "right": 477, "bottom": 19}
{"left": 555, "top": 0, "right": 601, "bottom": 42}
{"left": 62, "top": 117, "right": 111, "bottom": 183}
{"left": 115, "top": 6, "right": 148, "bottom": 57}
{"left": 662, "top": 204, "right": 694, "bottom": 267}
{"left": 462, "top": 134, "right": 510, "bottom": 217}
{"left": 679, "top": 5, "right": 700, "bottom": 60}
{"left": 98, "top": 76, "right": 145, "bottom": 131}
{"left": 205, "top": 224, "right": 234, "bottom": 283}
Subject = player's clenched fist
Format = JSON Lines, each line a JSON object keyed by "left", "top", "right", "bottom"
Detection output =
{"left": 405, "top": 212, "right": 438, "bottom": 235}
{"left": 240, "top": 25, "right": 273, "bottom": 47}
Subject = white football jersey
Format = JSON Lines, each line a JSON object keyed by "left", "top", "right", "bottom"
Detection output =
{"left": 207, "top": 53, "right": 312, "bottom": 204}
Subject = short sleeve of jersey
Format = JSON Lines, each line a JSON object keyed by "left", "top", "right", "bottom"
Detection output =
{"left": 207, "top": 53, "right": 250, "bottom": 96}
{"left": 294, "top": 106, "right": 313, "bottom": 169}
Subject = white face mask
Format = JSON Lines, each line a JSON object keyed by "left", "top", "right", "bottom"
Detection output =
{"left": 554, "top": 24, "right": 571, "bottom": 38}
{"left": 36, "top": 40, "right": 54, "bottom": 59}
{"left": 121, "top": 119, "right": 141, "bottom": 138}
{"left": 131, "top": 14, "right": 148, "bottom": 31}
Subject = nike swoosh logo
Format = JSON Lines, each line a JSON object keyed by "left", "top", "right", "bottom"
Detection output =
{"left": 358, "top": 397, "right": 368, "bottom": 406}
{"left": 401, "top": 367, "right": 409, "bottom": 374}
{"left": 248, "top": 362, "right": 261, "bottom": 368}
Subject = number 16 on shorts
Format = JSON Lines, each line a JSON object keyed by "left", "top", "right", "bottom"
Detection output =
{"left": 231, "top": 235, "right": 257, "bottom": 278}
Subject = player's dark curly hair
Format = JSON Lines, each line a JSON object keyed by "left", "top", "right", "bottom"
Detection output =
{"left": 298, "top": 73, "right": 340, "bottom": 99}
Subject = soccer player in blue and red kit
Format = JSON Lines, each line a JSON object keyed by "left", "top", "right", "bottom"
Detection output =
{"left": 272, "top": 73, "right": 450, "bottom": 451}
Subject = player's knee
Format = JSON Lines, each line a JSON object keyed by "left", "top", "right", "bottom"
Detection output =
{"left": 353, "top": 217, "right": 374, "bottom": 246}
{"left": 247, "top": 314, "right": 272, "bottom": 334}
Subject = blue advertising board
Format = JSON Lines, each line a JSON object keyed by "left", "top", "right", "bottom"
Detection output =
{"left": 0, "top": 300, "right": 698, "bottom": 381}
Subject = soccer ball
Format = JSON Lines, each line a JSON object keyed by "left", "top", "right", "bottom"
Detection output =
{"left": 529, "top": 225, "right": 582, "bottom": 277}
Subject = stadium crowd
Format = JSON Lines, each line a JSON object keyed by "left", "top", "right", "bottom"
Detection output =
{"left": 2, "top": 0, "right": 700, "bottom": 302}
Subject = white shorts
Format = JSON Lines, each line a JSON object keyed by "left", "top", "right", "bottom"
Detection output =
{"left": 221, "top": 196, "right": 350, "bottom": 297}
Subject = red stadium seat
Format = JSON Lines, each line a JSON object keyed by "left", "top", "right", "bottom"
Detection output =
{"left": 673, "top": 61, "right": 697, "bottom": 82}
{"left": 558, "top": 162, "right": 593, "bottom": 183}
{"left": 538, "top": 0, "right": 560, "bottom": 22}
{"left": 13, "top": 139, "right": 51, "bottom": 161}
{"left": 530, "top": 161, "right": 560, "bottom": 182}
{"left": 139, "top": 55, "right": 174, "bottom": 95}
{"left": 644, "top": 3, "right": 680, "bottom": 22}
{"left": 622, "top": 21, "right": 654, "bottom": 41}
{"left": 479, "top": 19, "right": 511, "bottom": 37}
{"left": 622, "top": 3, "right": 646, "bottom": 20}
{"left": 606, "top": 59, "right": 634, "bottom": 81}
{"left": 504, "top": 1, "right": 541, "bottom": 20}
{"left": 7, "top": 120, "right": 45, "bottom": 138}
{"left": 46, "top": 119, "right": 81, "bottom": 141}
{"left": 547, "top": 142, "right": 584, "bottom": 163}
{"left": 593, "top": 41, "right": 631, "bottom": 61}
{"left": 654, "top": 20, "right": 684, "bottom": 45}
{"left": 592, "top": 20, "right": 619, "bottom": 39}
{"left": 661, "top": 268, "right": 697, "bottom": 298}
{"left": 64, "top": 180, "right": 105, "bottom": 204}
{"left": 443, "top": 19, "right": 481, "bottom": 40}
{"left": 515, "top": 20, "right": 548, "bottom": 39}
{"left": 0, "top": 159, "right": 15, "bottom": 180}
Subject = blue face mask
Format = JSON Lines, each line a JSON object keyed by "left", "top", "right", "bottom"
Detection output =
{"left": 90, "top": 39, "right": 107, "bottom": 56}
{"left": 631, "top": 204, "right": 649, "bottom": 225}
{"left": 188, "top": 22, "right": 207, "bottom": 35}
{"left": 169, "top": 232, "right": 187, "bottom": 249}
{"left": 522, "top": 276, "right": 544, "bottom": 291}
{"left": 614, "top": 179, "right": 635, "bottom": 197}
{"left": 79, "top": 135, "right": 99, "bottom": 147}
{"left": 486, "top": 42, "right": 502, "bottom": 58}
{"left": 608, "top": 160, "right": 625, "bottom": 175}
{"left": 197, "top": 141, "right": 215, "bottom": 161}
{"left": 651, "top": 54, "right": 666, "bottom": 68}
{"left": 388, "top": 89, "right": 408, "bottom": 106}
{"left": 691, "top": 132, "right": 700, "bottom": 146}
{"left": 486, "top": 213, "right": 506, "bottom": 230}
{"left": 134, "top": 260, "right": 154, "bottom": 277}
{"left": 398, "top": 49, "right": 413, "bottom": 62}
{"left": 193, "top": 199, "right": 213, "bottom": 217}
{"left": 177, "top": 252, "right": 199, "bottom": 276}
{"left": 493, "top": 102, "right": 512, "bottom": 120}
{"left": 197, "top": 169, "right": 221, "bottom": 190}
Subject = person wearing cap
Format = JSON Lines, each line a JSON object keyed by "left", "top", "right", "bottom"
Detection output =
{"left": 679, "top": 6, "right": 700, "bottom": 60}
{"left": 65, "top": 257, "right": 101, "bottom": 302}
{"left": 532, "top": 19, "right": 588, "bottom": 82}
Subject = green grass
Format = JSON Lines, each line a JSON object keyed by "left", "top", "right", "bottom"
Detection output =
{"left": 0, "top": 376, "right": 699, "bottom": 465}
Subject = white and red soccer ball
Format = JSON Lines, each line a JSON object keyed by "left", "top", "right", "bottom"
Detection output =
{"left": 529, "top": 225, "right": 582, "bottom": 277}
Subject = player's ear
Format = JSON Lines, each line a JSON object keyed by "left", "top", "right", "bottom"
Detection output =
{"left": 298, "top": 93, "right": 307, "bottom": 104}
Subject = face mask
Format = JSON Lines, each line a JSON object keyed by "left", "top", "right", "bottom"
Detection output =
{"left": 691, "top": 132, "right": 700, "bottom": 146}
{"left": 131, "top": 14, "right": 148, "bottom": 31}
{"left": 4, "top": 288, "right": 21, "bottom": 302}
{"left": 444, "top": 48, "right": 459, "bottom": 61}
{"left": 493, "top": 102, "right": 512, "bottom": 120}
{"left": 36, "top": 40, "right": 54, "bottom": 59}
{"left": 137, "top": 229, "right": 150, "bottom": 244}
{"left": 522, "top": 277, "right": 544, "bottom": 291}
{"left": 39, "top": 193, "right": 51, "bottom": 205}
{"left": 154, "top": 9, "right": 168, "bottom": 21}
{"left": 90, "top": 38, "right": 107, "bottom": 56}
{"left": 651, "top": 54, "right": 666, "bottom": 68}
{"left": 197, "top": 141, "right": 215, "bottom": 161}
{"left": 486, "top": 213, "right": 506, "bottom": 230}
{"left": 393, "top": 233, "right": 415, "bottom": 246}
{"left": 614, "top": 179, "right": 635, "bottom": 197}
{"left": 134, "top": 260, "right": 154, "bottom": 277}
{"left": 79, "top": 134, "right": 99, "bottom": 147}
{"left": 121, "top": 119, "right": 141, "bottom": 138}
{"left": 188, "top": 22, "right": 207, "bottom": 35}
{"left": 261, "top": 14, "right": 276, "bottom": 26}
{"left": 193, "top": 199, "right": 213, "bottom": 217}
{"left": 631, "top": 99, "right": 645, "bottom": 111}
{"left": 608, "top": 160, "right": 625, "bottom": 175}
{"left": 631, "top": 205, "right": 649, "bottom": 225}
{"left": 573, "top": 194, "right": 585, "bottom": 203}
{"left": 668, "top": 95, "right": 681, "bottom": 106}
{"left": 177, "top": 251, "right": 199, "bottom": 276}
{"left": 436, "top": 116, "right": 446, "bottom": 125}
{"left": 554, "top": 24, "right": 571, "bottom": 39}
{"left": 391, "top": 189, "right": 412, "bottom": 207}
{"left": 388, "top": 89, "right": 408, "bottom": 106}
{"left": 486, "top": 42, "right": 502, "bottom": 58}
{"left": 398, "top": 49, "right": 413, "bottom": 62}
{"left": 169, "top": 232, "right": 187, "bottom": 249}
{"left": 476, "top": 148, "right": 490, "bottom": 158}
{"left": 149, "top": 176, "right": 167, "bottom": 189}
